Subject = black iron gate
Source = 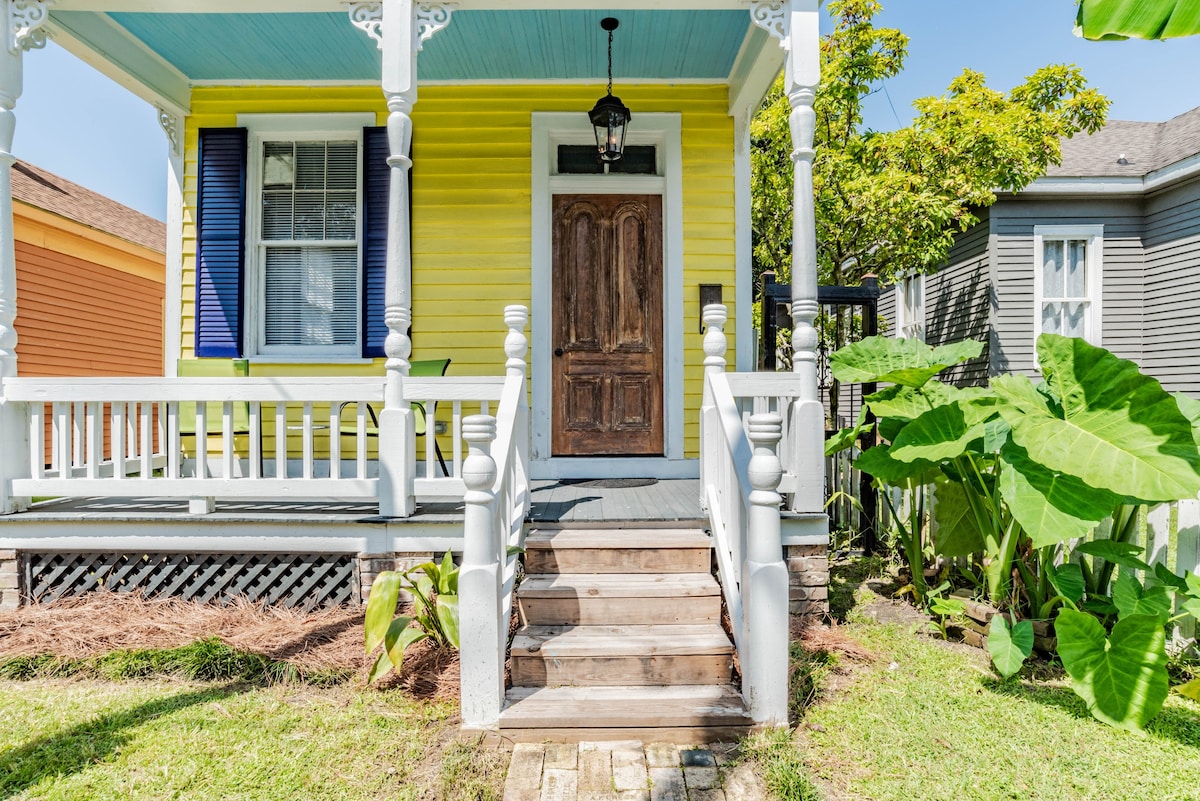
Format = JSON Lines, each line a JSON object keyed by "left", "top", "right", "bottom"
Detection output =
{"left": 759, "top": 272, "right": 882, "bottom": 554}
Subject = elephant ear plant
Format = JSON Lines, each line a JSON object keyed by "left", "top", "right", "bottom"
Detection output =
{"left": 829, "top": 333, "right": 1200, "bottom": 730}
{"left": 363, "top": 551, "right": 461, "bottom": 684}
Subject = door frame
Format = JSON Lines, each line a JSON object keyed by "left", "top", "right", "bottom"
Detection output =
{"left": 530, "top": 112, "right": 688, "bottom": 479}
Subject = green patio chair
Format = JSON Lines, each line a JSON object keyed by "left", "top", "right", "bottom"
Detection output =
{"left": 337, "top": 358, "right": 451, "bottom": 476}
{"left": 176, "top": 358, "right": 251, "bottom": 440}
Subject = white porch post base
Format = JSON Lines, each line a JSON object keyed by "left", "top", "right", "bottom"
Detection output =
{"left": 377, "top": 406, "right": 415, "bottom": 517}
{"left": 188, "top": 497, "right": 215, "bottom": 515}
{"left": 458, "top": 414, "right": 502, "bottom": 728}
{"left": 743, "top": 412, "right": 789, "bottom": 725}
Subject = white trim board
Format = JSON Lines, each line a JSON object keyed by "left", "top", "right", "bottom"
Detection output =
{"left": 529, "top": 112, "right": 685, "bottom": 479}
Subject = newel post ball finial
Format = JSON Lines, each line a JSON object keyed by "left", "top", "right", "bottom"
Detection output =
{"left": 703, "top": 303, "right": 727, "bottom": 374}
{"left": 504, "top": 304, "right": 529, "bottom": 377}
{"left": 461, "top": 414, "right": 497, "bottom": 497}
{"left": 747, "top": 413, "right": 784, "bottom": 498}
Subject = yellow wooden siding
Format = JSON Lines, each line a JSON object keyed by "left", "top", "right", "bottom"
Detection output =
{"left": 182, "top": 84, "right": 736, "bottom": 459}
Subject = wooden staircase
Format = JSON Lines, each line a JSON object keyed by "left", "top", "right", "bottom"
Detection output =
{"left": 498, "top": 525, "right": 752, "bottom": 742}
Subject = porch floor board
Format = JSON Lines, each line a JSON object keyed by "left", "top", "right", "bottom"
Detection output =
{"left": 2, "top": 479, "right": 703, "bottom": 525}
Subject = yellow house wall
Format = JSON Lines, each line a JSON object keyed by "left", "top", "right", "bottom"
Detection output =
{"left": 181, "top": 84, "right": 736, "bottom": 458}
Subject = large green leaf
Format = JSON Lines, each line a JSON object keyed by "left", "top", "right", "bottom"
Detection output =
{"left": 436, "top": 594, "right": 461, "bottom": 649}
{"left": 890, "top": 402, "right": 987, "bottom": 464}
{"left": 987, "top": 616, "right": 1033, "bottom": 679}
{"left": 826, "top": 421, "right": 874, "bottom": 456}
{"left": 1112, "top": 572, "right": 1172, "bottom": 621}
{"left": 998, "top": 443, "right": 1119, "bottom": 548}
{"left": 363, "top": 571, "right": 403, "bottom": 654}
{"left": 854, "top": 443, "right": 939, "bottom": 484}
{"left": 1050, "top": 563, "right": 1086, "bottom": 604}
{"left": 1055, "top": 609, "right": 1169, "bottom": 731}
{"left": 1075, "top": 540, "right": 1153, "bottom": 572}
{"left": 1002, "top": 335, "right": 1200, "bottom": 503}
{"left": 384, "top": 617, "right": 429, "bottom": 676}
{"left": 1174, "top": 391, "right": 1200, "bottom": 447}
{"left": 831, "top": 336, "right": 983, "bottom": 388}
{"left": 932, "top": 477, "right": 985, "bottom": 556}
{"left": 1076, "top": 0, "right": 1200, "bottom": 40}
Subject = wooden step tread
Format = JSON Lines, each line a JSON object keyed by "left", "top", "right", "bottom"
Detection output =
{"left": 519, "top": 573, "right": 719, "bottom": 598}
{"left": 499, "top": 684, "right": 750, "bottom": 730}
{"left": 511, "top": 624, "right": 733, "bottom": 658}
{"left": 525, "top": 528, "right": 711, "bottom": 548}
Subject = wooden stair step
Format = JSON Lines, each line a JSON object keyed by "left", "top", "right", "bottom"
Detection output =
{"left": 524, "top": 528, "right": 711, "bottom": 574}
{"left": 517, "top": 573, "right": 721, "bottom": 625}
{"left": 510, "top": 624, "right": 735, "bottom": 687}
{"left": 498, "top": 684, "right": 751, "bottom": 742}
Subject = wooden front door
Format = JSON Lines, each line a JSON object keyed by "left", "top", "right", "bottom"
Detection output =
{"left": 552, "top": 194, "right": 664, "bottom": 456}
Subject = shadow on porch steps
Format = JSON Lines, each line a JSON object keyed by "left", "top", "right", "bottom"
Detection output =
{"left": 499, "top": 525, "right": 751, "bottom": 742}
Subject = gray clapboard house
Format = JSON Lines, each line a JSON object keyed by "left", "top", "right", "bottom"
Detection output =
{"left": 882, "top": 105, "right": 1200, "bottom": 395}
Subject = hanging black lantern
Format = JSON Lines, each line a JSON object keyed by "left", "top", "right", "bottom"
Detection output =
{"left": 590, "top": 17, "right": 631, "bottom": 163}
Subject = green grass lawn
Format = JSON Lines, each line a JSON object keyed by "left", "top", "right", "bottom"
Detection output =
{"left": 783, "top": 578, "right": 1200, "bottom": 801}
{"left": 0, "top": 678, "right": 504, "bottom": 801}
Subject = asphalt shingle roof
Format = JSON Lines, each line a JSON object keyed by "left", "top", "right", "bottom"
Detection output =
{"left": 10, "top": 160, "right": 165, "bottom": 254}
{"left": 1047, "top": 105, "right": 1200, "bottom": 179}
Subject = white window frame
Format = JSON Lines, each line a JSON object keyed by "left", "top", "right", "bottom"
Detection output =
{"left": 895, "top": 273, "right": 925, "bottom": 341}
{"left": 239, "top": 112, "right": 375, "bottom": 361}
{"left": 1033, "top": 224, "right": 1104, "bottom": 349}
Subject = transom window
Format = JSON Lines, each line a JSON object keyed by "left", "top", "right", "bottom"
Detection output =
{"left": 1034, "top": 225, "right": 1103, "bottom": 348}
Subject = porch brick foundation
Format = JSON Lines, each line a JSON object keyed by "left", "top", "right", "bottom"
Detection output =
{"left": 786, "top": 544, "right": 829, "bottom": 619}
{"left": 356, "top": 552, "right": 435, "bottom": 605}
{"left": 0, "top": 549, "right": 24, "bottom": 612}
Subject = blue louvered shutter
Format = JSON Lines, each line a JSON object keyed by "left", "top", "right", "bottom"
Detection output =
{"left": 196, "top": 128, "right": 248, "bottom": 357}
{"left": 362, "top": 127, "right": 388, "bottom": 357}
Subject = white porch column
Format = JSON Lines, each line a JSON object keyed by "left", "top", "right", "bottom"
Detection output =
{"left": 752, "top": 0, "right": 824, "bottom": 513}
{"left": 351, "top": 1, "right": 453, "bottom": 516}
{"left": 0, "top": 0, "right": 49, "bottom": 514}
{"left": 158, "top": 105, "right": 185, "bottom": 376}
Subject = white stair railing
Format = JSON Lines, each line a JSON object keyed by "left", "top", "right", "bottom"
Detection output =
{"left": 700, "top": 303, "right": 790, "bottom": 726}
{"left": 458, "top": 305, "right": 530, "bottom": 729}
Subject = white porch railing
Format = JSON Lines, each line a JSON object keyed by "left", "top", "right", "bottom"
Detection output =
{"left": 699, "top": 304, "right": 793, "bottom": 726}
{"left": 458, "top": 305, "right": 531, "bottom": 728}
{"left": 0, "top": 308, "right": 529, "bottom": 518}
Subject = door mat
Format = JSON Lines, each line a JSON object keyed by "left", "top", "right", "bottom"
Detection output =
{"left": 559, "top": 478, "right": 658, "bottom": 489}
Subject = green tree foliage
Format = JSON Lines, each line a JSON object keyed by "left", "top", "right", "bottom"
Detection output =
{"left": 751, "top": 0, "right": 1110, "bottom": 287}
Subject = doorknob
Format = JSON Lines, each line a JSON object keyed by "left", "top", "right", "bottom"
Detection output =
{"left": 554, "top": 348, "right": 564, "bottom": 357}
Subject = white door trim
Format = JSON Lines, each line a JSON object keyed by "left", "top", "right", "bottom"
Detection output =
{"left": 530, "top": 111, "right": 687, "bottom": 478}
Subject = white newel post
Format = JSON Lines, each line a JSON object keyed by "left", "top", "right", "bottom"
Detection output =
{"left": 752, "top": 0, "right": 823, "bottom": 513}
{"left": 459, "top": 414, "right": 503, "bottom": 728}
{"left": 0, "top": 0, "right": 47, "bottom": 514}
{"left": 744, "top": 412, "right": 789, "bottom": 725}
{"left": 354, "top": 0, "right": 453, "bottom": 516}
{"left": 699, "top": 304, "right": 727, "bottom": 506}
{"left": 505, "top": 305, "right": 530, "bottom": 494}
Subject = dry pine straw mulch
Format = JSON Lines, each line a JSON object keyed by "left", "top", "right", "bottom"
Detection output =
{"left": 0, "top": 592, "right": 460, "bottom": 699}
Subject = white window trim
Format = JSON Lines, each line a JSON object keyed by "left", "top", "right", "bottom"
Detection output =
{"left": 238, "top": 112, "right": 375, "bottom": 360}
{"left": 1033, "top": 224, "right": 1104, "bottom": 350}
{"left": 530, "top": 112, "right": 687, "bottom": 478}
{"left": 895, "top": 273, "right": 925, "bottom": 342}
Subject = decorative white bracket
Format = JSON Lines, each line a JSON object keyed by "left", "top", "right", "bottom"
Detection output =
{"left": 347, "top": 1, "right": 383, "bottom": 49}
{"left": 748, "top": 0, "right": 788, "bottom": 47}
{"left": 414, "top": 2, "right": 453, "bottom": 51}
{"left": 8, "top": 0, "right": 51, "bottom": 55}
{"left": 156, "top": 105, "right": 183, "bottom": 158}
{"left": 347, "top": 1, "right": 454, "bottom": 52}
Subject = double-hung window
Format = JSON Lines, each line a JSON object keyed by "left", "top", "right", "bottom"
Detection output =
{"left": 1033, "top": 225, "right": 1103, "bottom": 347}
{"left": 244, "top": 114, "right": 373, "bottom": 359}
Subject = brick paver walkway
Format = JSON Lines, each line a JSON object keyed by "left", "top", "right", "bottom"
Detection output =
{"left": 502, "top": 741, "right": 767, "bottom": 801}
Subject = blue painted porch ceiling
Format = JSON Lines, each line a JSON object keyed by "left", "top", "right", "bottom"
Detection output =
{"left": 97, "top": 9, "right": 749, "bottom": 82}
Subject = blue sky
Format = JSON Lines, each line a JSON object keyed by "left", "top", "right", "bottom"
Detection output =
{"left": 15, "top": 0, "right": 1200, "bottom": 223}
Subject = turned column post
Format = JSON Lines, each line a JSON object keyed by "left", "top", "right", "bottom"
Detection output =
{"left": 0, "top": 0, "right": 47, "bottom": 514}
{"left": 699, "top": 303, "right": 727, "bottom": 507}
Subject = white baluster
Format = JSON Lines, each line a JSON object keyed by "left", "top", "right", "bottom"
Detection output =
{"left": 458, "top": 414, "right": 502, "bottom": 727}
{"left": 302, "top": 401, "right": 314, "bottom": 480}
{"left": 329, "top": 403, "right": 341, "bottom": 480}
{"left": 700, "top": 304, "right": 727, "bottom": 510}
{"left": 744, "top": 412, "right": 789, "bottom": 725}
{"left": 111, "top": 402, "right": 126, "bottom": 477}
{"left": 249, "top": 401, "right": 262, "bottom": 479}
{"left": 274, "top": 402, "right": 286, "bottom": 479}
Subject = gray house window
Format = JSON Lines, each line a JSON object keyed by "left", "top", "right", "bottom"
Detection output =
{"left": 895, "top": 274, "right": 924, "bottom": 341}
{"left": 1034, "top": 225, "right": 1103, "bottom": 348}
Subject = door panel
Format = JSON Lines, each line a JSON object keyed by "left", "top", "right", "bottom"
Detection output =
{"left": 552, "top": 194, "right": 664, "bottom": 456}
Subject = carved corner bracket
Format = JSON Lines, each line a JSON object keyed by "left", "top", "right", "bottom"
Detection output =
{"left": 346, "top": 1, "right": 455, "bottom": 52}
{"left": 8, "top": 0, "right": 51, "bottom": 55}
{"left": 156, "top": 106, "right": 183, "bottom": 159}
{"left": 748, "top": 0, "right": 788, "bottom": 46}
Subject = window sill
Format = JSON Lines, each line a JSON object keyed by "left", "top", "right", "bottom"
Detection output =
{"left": 247, "top": 357, "right": 380, "bottom": 366}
